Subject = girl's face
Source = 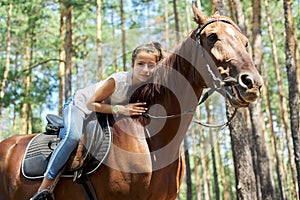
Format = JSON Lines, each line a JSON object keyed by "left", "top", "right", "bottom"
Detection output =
{"left": 132, "top": 51, "right": 157, "bottom": 85}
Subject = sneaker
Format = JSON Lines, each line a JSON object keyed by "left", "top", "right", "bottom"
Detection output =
{"left": 30, "top": 189, "right": 54, "bottom": 200}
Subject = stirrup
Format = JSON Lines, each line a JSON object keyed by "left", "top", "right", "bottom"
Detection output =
{"left": 30, "top": 189, "right": 55, "bottom": 200}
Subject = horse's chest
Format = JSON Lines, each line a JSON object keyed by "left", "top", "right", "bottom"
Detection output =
{"left": 108, "top": 171, "right": 152, "bottom": 195}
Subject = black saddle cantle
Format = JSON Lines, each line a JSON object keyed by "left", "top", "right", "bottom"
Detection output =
{"left": 46, "top": 114, "right": 63, "bottom": 127}
{"left": 45, "top": 114, "right": 64, "bottom": 135}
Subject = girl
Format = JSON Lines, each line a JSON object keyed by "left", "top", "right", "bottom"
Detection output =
{"left": 30, "top": 42, "right": 166, "bottom": 199}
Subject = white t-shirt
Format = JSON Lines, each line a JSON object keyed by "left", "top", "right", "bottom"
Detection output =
{"left": 73, "top": 71, "right": 133, "bottom": 114}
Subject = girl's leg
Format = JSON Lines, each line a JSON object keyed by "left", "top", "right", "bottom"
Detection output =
{"left": 40, "top": 101, "right": 85, "bottom": 190}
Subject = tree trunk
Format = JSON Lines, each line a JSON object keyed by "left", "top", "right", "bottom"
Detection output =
{"left": 59, "top": 3, "right": 65, "bottom": 115}
{"left": 74, "top": 38, "right": 79, "bottom": 91}
{"left": 120, "top": 0, "right": 126, "bottom": 71}
{"left": 211, "top": 143, "right": 219, "bottom": 200}
{"left": 283, "top": 0, "right": 300, "bottom": 199}
{"left": 221, "top": 0, "right": 257, "bottom": 198}
{"left": 20, "top": 29, "right": 29, "bottom": 134}
{"left": 191, "top": 122, "right": 202, "bottom": 200}
{"left": 83, "top": 36, "right": 88, "bottom": 87}
{"left": 261, "top": 64, "right": 286, "bottom": 199}
{"left": 97, "top": 0, "right": 103, "bottom": 80}
{"left": 205, "top": 153, "right": 213, "bottom": 200}
{"left": 0, "top": 3, "right": 12, "bottom": 97}
{"left": 249, "top": 102, "right": 276, "bottom": 200}
{"left": 0, "top": 3, "right": 12, "bottom": 140}
{"left": 264, "top": 0, "right": 290, "bottom": 142}
{"left": 228, "top": 107, "right": 257, "bottom": 200}
{"left": 0, "top": 105, "right": 2, "bottom": 140}
{"left": 200, "top": 133, "right": 210, "bottom": 200}
{"left": 227, "top": 0, "right": 237, "bottom": 23}
{"left": 110, "top": 7, "right": 118, "bottom": 72}
{"left": 196, "top": 0, "right": 201, "bottom": 8}
{"left": 265, "top": 0, "right": 298, "bottom": 197}
{"left": 206, "top": 102, "right": 220, "bottom": 200}
{"left": 231, "top": 0, "right": 247, "bottom": 34}
{"left": 65, "top": 4, "right": 72, "bottom": 100}
{"left": 210, "top": 0, "right": 227, "bottom": 15}
{"left": 184, "top": 136, "right": 193, "bottom": 200}
{"left": 20, "top": 29, "right": 33, "bottom": 134}
{"left": 25, "top": 14, "right": 37, "bottom": 135}
{"left": 164, "top": 0, "right": 169, "bottom": 50}
{"left": 12, "top": 53, "right": 19, "bottom": 135}
{"left": 249, "top": 0, "right": 276, "bottom": 199}
{"left": 172, "top": 0, "right": 180, "bottom": 42}
{"left": 263, "top": 0, "right": 287, "bottom": 198}
{"left": 184, "top": 0, "right": 192, "bottom": 34}
{"left": 217, "top": 137, "right": 229, "bottom": 200}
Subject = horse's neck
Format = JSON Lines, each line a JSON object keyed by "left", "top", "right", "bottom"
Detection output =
{"left": 148, "top": 36, "right": 204, "bottom": 161}
{"left": 164, "top": 36, "right": 204, "bottom": 107}
{"left": 175, "top": 35, "right": 220, "bottom": 90}
{"left": 171, "top": 35, "right": 206, "bottom": 91}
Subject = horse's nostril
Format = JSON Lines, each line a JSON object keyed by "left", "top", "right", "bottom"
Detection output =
{"left": 240, "top": 74, "right": 254, "bottom": 89}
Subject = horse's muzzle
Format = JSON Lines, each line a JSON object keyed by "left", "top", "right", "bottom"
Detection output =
{"left": 223, "top": 73, "right": 263, "bottom": 108}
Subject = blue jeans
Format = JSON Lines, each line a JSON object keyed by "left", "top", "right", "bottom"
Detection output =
{"left": 44, "top": 96, "right": 85, "bottom": 180}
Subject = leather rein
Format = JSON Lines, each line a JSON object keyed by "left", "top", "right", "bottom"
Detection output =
{"left": 143, "top": 18, "right": 238, "bottom": 130}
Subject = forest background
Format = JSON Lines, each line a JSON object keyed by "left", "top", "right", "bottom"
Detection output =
{"left": 0, "top": 0, "right": 299, "bottom": 199}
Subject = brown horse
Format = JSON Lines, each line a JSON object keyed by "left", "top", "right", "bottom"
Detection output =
{"left": 0, "top": 4, "right": 263, "bottom": 200}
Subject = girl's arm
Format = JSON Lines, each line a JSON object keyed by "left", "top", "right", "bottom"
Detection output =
{"left": 86, "top": 78, "right": 147, "bottom": 116}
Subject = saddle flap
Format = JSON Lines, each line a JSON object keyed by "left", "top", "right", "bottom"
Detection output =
{"left": 23, "top": 155, "right": 48, "bottom": 177}
{"left": 46, "top": 114, "right": 63, "bottom": 127}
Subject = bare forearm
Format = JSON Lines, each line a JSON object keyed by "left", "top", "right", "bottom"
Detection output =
{"left": 87, "top": 102, "right": 147, "bottom": 116}
{"left": 87, "top": 102, "right": 114, "bottom": 114}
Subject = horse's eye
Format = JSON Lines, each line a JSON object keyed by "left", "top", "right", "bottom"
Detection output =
{"left": 207, "top": 33, "right": 218, "bottom": 42}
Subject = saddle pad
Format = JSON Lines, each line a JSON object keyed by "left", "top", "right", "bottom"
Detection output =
{"left": 21, "top": 133, "right": 56, "bottom": 179}
{"left": 21, "top": 115, "right": 112, "bottom": 180}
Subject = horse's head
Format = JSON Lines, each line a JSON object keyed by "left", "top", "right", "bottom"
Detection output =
{"left": 192, "top": 4, "right": 263, "bottom": 108}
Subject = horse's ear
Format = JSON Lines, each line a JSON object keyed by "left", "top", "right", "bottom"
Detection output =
{"left": 192, "top": 1, "right": 208, "bottom": 26}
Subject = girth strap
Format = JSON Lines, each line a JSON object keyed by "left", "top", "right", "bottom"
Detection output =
{"left": 76, "top": 174, "right": 98, "bottom": 200}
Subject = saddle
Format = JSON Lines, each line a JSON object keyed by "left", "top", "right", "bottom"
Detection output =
{"left": 21, "top": 112, "right": 112, "bottom": 180}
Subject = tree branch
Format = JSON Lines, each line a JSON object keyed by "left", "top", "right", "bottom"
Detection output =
{"left": 23, "top": 58, "right": 65, "bottom": 72}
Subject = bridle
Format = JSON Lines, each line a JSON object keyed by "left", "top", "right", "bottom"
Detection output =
{"left": 194, "top": 18, "right": 242, "bottom": 91}
{"left": 195, "top": 18, "right": 242, "bottom": 43}
{"left": 144, "top": 18, "right": 239, "bottom": 129}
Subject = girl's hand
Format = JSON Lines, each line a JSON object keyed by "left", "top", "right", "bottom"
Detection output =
{"left": 115, "top": 102, "right": 147, "bottom": 116}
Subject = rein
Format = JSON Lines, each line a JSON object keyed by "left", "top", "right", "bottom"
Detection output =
{"left": 143, "top": 95, "right": 237, "bottom": 130}
{"left": 143, "top": 18, "right": 238, "bottom": 129}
